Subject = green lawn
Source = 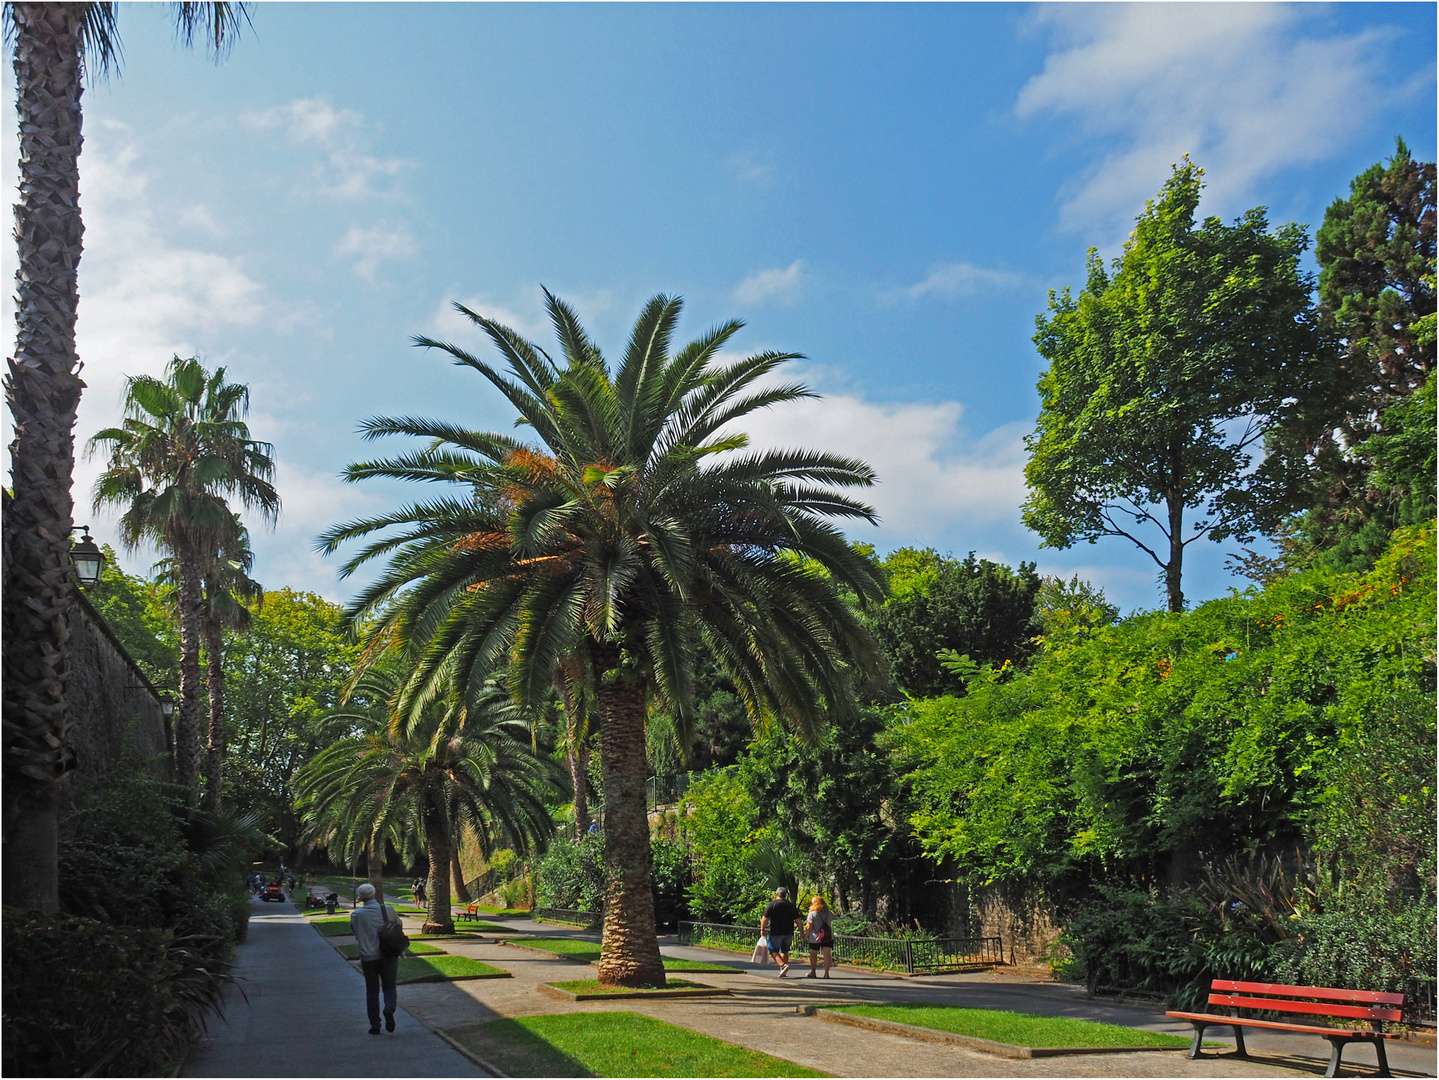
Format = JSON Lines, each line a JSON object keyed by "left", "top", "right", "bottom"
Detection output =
{"left": 825, "top": 1005, "right": 1191, "bottom": 1049}
{"left": 514, "top": 940, "right": 733, "bottom": 972}
{"left": 449, "top": 1011, "right": 825, "bottom": 1077}
{"left": 309, "top": 918, "right": 356, "bottom": 938}
{"left": 411, "top": 924, "right": 515, "bottom": 938}
{"left": 547, "top": 978, "right": 713, "bottom": 995}
{"left": 396, "top": 955, "right": 508, "bottom": 983}
{"left": 469, "top": 906, "right": 529, "bottom": 917}
{"left": 336, "top": 941, "right": 446, "bottom": 959}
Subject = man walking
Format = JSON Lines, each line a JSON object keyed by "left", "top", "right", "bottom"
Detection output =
{"left": 760, "top": 887, "right": 802, "bottom": 977}
{"left": 350, "top": 883, "right": 399, "bottom": 1034}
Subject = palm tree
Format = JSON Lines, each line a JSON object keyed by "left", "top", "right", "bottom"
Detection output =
{"left": 2, "top": 1, "right": 249, "bottom": 912}
{"left": 159, "top": 514, "right": 261, "bottom": 812}
{"left": 322, "top": 291, "right": 886, "bottom": 985}
{"left": 295, "top": 668, "right": 559, "bottom": 933}
{"left": 89, "top": 356, "right": 278, "bottom": 806}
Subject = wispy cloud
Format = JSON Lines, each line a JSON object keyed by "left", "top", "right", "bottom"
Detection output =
{"left": 1017, "top": 5, "right": 1397, "bottom": 233}
{"left": 241, "top": 96, "right": 408, "bottom": 200}
{"left": 733, "top": 260, "right": 806, "bottom": 306}
{"left": 727, "top": 151, "right": 775, "bottom": 186}
{"left": 888, "top": 262, "right": 1026, "bottom": 302}
{"left": 334, "top": 222, "right": 417, "bottom": 282}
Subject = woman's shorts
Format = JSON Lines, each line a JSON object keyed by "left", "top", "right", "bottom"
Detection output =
{"left": 806, "top": 939, "right": 832, "bottom": 952}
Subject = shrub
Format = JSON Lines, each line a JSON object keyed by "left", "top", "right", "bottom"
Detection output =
{"left": 2, "top": 909, "right": 191, "bottom": 1077}
{"left": 534, "top": 832, "right": 604, "bottom": 911}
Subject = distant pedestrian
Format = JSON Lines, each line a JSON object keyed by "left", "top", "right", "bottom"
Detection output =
{"left": 413, "top": 877, "right": 426, "bottom": 905}
{"left": 760, "top": 888, "right": 802, "bottom": 977}
{"left": 805, "top": 896, "right": 834, "bottom": 978}
{"left": 350, "top": 883, "right": 399, "bottom": 1035}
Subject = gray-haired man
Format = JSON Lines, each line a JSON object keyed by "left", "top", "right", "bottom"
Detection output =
{"left": 350, "top": 883, "right": 399, "bottom": 1034}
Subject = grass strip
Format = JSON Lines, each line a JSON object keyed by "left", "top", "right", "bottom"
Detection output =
{"left": 513, "top": 939, "right": 734, "bottom": 972}
{"left": 309, "top": 918, "right": 355, "bottom": 938}
{"left": 447, "top": 1011, "right": 824, "bottom": 1077}
{"left": 396, "top": 955, "right": 509, "bottom": 983}
{"left": 335, "top": 941, "right": 446, "bottom": 959}
{"left": 825, "top": 1005, "right": 1190, "bottom": 1049}
{"left": 548, "top": 978, "right": 713, "bottom": 995}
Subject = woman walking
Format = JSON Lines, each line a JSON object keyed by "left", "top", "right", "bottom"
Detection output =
{"left": 805, "top": 896, "right": 835, "bottom": 978}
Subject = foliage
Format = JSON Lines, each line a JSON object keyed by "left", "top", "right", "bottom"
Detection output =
{"left": 740, "top": 704, "right": 906, "bottom": 916}
{"left": 224, "top": 588, "right": 359, "bottom": 850}
{"left": 682, "top": 770, "right": 773, "bottom": 923}
{"left": 534, "top": 831, "right": 606, "bottom": 912}
{"left": 1024, "top": 159, "right": 1325, "bottom": 610}
{"left": 2, "top": 909, "right": 194, "bottom": 1078}
{"left": 84, "top": 545, "right": 179, "bottom": 691}
{"left": 896, "top": 523, "right": 1436, "bottom": 893}
{"left": 871, "top": 549, "right": 1040, "bottom": 696}
{"left": 5, "top": 772, "right": 262, "bottom": 1076}
{"left": 650, "top": 837, "right": 692, "bottom": 921}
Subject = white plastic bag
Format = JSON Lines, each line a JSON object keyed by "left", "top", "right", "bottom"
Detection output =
{"left": 751, "top": 936, "right": 770, "bottom": 964}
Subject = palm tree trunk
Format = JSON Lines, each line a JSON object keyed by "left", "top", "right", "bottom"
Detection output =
{"left": 2, "top": 3, "right": 86, "bottom": 914}
{"left": 451, "top": 846, "right": 472, "bottom": 904}
{"left": 366, "top": 838, "right": 384, "bottom": 904}
{"left": 174, "top": 548, "right": 205, "bottom": 805}
{"left": 591, "top": 643, "right": 665, "bottom": 988}
{"left": 422, "top": 794, "right": 454, "bottom": 934}
{"left": 202, "top": 620, "right": 226, "bottom": 812}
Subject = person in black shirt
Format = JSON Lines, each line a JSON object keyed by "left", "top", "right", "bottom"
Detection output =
{"left": 760, "top": 888, "right": 802, "bottom": 976}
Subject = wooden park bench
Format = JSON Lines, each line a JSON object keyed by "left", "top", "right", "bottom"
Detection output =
{"left": 457, "top": 903, "right": 480, "bottom": 922}
{"left": 1167, "top": 979, "right": 1404, "bottom": 1077}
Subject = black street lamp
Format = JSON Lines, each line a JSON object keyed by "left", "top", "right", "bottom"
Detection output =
{"left": 70, "top": 525, "right": 104, "bottom": 586}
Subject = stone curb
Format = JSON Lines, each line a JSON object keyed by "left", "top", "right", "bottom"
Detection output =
{"left": 434, "top": 1027, "right": 509, "bottom": 1078}
{"left": 807, "top": 1007, "right": 1190, "bottom": 1058}
{"left": 398, "top": 970, "right": 515, "bottom": 984}
{"left": 497, "top": 940, "right": 593, "bottom": 963}
{"left": 538, "top": 982, "right": 731, "bottom": 1002}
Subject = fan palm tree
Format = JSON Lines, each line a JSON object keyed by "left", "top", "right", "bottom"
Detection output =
{"left": 2, "top": 1, "right": 250, "bottom": 912}
{"left": 295, "top": 667, "right": 560, "bottom": 933}
{"left": 321, "top": 291, "right": 886, "bottom": 985}
{"left": 159, "top": 514, "right": 261, "bottom": 812}
{"left": 89, "top": 356, "right": 278, "bottom": 806}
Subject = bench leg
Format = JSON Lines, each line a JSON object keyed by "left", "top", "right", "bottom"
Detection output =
{"left": 1232, "top": 1024, "right": 1249, "bottom": 1059}
{"left": 1372, "top": 1039, "right": 1391, "bottom": 1079}
{"left": 1187, "top": 1023, "right": 1206, "bottom": 1060}
{"left": 1324, "top": 1036, "right": 1350, "bottom": 1079}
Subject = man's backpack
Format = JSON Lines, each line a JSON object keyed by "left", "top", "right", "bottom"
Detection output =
{"left": 378, "top": 902, "right": 409, "bottom": 958}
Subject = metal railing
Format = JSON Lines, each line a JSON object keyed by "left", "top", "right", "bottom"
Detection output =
{"left": 536, "top": 906, "right": 601, "bottom": 930}
{"left": 677, "top": 920, "right": 1004, "bottom": 974}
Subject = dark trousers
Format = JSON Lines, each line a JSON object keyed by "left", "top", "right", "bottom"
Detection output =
{"left": 360, "top": 956, "right": 398, "bottom": 1029}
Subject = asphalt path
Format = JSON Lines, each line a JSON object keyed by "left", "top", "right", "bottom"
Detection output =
{"left": 185, "top": 895, "right": 485, "bottom": 1077}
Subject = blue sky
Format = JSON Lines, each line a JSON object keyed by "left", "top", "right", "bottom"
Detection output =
{"left": 5, "top": 2, "right": 1434, "bottom": 611}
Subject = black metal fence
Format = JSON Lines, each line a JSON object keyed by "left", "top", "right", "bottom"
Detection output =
{"left": 677, "top": 920, "right": 1004, "bottom": 974}
{"left": 536, "top": 907, "right": 601, "bottom": 930}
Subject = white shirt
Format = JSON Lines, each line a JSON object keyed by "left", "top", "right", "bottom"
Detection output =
{"left": 349, "top": 899, "right": 396, "bottom": 961}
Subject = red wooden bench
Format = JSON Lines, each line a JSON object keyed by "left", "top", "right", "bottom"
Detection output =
{"left": 457, "top": 903, "right": 480, "bottom": 922}
{"left": 1166, "top": 979, "right": 1404, "bottom": 1077}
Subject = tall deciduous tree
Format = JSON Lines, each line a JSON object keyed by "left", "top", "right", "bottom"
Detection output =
{"left": 1023, "top": 160, "right": 1324, "bottom": 612}
{"left": 322, "top": 291, "right": 886, "bottom": 985}
{"left": 89, "top": 357, "right": 277, "bottom": 805}
{"left": 2, "top": 0, "right": 249, "bottom": 912}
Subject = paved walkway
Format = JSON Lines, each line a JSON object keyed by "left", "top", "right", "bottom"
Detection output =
{"left": 185, "top": 896, "right": 485, "bottom": 1077}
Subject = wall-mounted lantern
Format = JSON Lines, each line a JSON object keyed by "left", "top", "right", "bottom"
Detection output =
{"left": 70, "top": 525, "right": 104, "bottom": 586}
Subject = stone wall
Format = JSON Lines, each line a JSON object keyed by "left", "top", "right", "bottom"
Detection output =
{"left": 64, "top": 589, "right": 172, "bottom": 802}
{"left": 973, "top": 882, "right": 1066, "bottom": 973}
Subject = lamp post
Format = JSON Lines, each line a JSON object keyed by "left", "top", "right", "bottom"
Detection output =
{"left": 69, "top": 526, "right": 104, "bottom": 586}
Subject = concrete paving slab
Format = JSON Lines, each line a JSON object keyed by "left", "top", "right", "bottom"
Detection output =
{"left": 185, "top": 896, "right": 486, "bottom": 1078}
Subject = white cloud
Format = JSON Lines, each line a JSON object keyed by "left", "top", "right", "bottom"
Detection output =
{"left": 1017, "top": 5, "right": 1392, "bottom": 233}
{"left": 890, "top": 262, "right": 1026, "bottom": 302}
{"left": 334, "top": 222, "right": 417, "bottom": 281}
{"left": 241, "top": 96, "right": 406, "bottom": 200}
{"left": 730, "top": 374, "right": 1029, "bottom": 543}
{"left": 733, "top": 260, "right": 806, "bottom": 306}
